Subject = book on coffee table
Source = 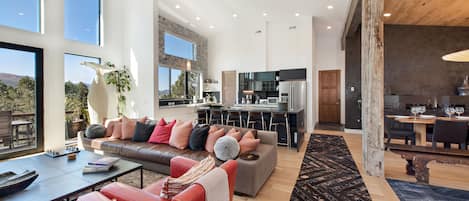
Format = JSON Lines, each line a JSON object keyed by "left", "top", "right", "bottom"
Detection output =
{"left": 82, "top": 157, "right": 120, "bottom": 174}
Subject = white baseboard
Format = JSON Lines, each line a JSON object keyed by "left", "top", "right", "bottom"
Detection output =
{"left": 344, "top": 128, "right": 362, "bottom": 134}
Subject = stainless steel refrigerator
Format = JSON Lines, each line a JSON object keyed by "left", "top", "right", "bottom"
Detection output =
{"left": 279, "top": 80, "right": 307, "bottom": 113}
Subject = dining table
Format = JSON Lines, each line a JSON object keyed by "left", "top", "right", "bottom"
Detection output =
{"left": 387, "top": 115, "right": 469, "bottom": 146}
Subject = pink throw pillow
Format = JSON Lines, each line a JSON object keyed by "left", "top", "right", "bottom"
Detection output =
{"left": 205, "top": 128, "right": 225, "bottom": 153}
{"left": 208, "top": 125, "right": 219, "bottom": 134}
{"left": 121, "top": 116, "right": 147, "bottom": 140}
{"left": 104, "top": 118, "right": 122, "bottom": 137}
{"left": 148, "top": 118, "right": 176, "bottom": 144}
{"left": 239, "top": 131, "right": 260, "bottom": 154}
{"left": 169, "top": 120, "right": 194, "bottom": 149}
{"left": 110, "top": 122, "right": 123, "bottom": 139}
{"left": 226, "top": 128, "right": 241, "bottom": 141}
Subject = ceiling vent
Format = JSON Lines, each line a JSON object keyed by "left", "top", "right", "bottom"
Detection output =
{"left": 289, "top": 26, "right": 297, "bottom": 30}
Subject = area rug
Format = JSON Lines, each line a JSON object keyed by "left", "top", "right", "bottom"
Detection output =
{"left": 387, "top": 179, "right": 469, "bottom": 201}
{"left": 290, "top": 134, "right": 372, "bottom": 201}
{"left": 119, "top": 169, "right": 166, "bottom": 188}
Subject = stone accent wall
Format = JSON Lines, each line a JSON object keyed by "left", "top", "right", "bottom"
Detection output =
{"left": 159, "top": 16, "right": 208, "bottom": 75}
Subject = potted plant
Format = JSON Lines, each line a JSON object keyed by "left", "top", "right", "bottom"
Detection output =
{"left": 103, "top": 62, "right": 132, "bottom": 116}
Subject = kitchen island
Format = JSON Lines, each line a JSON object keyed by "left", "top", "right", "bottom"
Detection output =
{"left": 197, "top": 105, "right": 305, "bottom": 152}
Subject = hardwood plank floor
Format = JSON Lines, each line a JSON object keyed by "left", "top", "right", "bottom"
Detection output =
{"left": 235, "top": 129, "right": 469, "bottom": 201}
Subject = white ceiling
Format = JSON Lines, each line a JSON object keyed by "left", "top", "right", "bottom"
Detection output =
{"left": 158, "top": 0, "right": 351, "bottom": 37}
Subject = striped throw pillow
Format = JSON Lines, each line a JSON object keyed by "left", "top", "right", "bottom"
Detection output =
{"left": 160, "top": 156, "right": 215, "bottom": 199}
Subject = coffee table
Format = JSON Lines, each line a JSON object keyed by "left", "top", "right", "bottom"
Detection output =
{"left": 0, "top": 150, "right": 142, "bottom": 201}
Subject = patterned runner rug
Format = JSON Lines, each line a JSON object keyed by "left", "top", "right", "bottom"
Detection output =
{"left": 290, "top": 134, "right": 372, "bottom": 201}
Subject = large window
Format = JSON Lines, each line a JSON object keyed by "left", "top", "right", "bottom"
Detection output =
{"left": 64, "top": 54, "right": 100, "bottom": 142}
{"left": 164, "top": 33, "right": 196, "bottom": 60}
{"left": 158, "top": 66, "right": 201, "bottom": 106}
{"left": 0, "top": 42, "right": 43, "bottom": 159}
{"left": 65, "top": 0, "right": 101, "bottom": 45}
{"left": 0, "top": 0, "right": 41, "bottom": 32}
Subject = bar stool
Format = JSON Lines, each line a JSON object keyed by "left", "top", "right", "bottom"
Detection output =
{"left": 209, "top": 109, "right": 224, "bottom": 125}
{"left": 246, "top": 111, "right": 265, "bottom": 130}
{"left": 196, "top": 109, "right": 208, "bottom": 124}
{"left": 226, "top": 110, "right": 243, "bottom": 127}
{"left": 269, "top": 112, "right": 290, "bottom": 148}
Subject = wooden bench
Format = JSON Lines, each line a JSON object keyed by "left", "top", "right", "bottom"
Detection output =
{"left": 388, "top": 143, "right": 469, "bottom": 184}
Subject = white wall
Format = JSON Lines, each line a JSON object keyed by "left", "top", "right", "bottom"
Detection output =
{"left": 314, "top": 33, "right": 346, "bottom": 124}
{"left": 0, "top": 0, "right": 158, "bottom": 150}
{"left": 208, "top": 17, "right": 316, "bottom": 132}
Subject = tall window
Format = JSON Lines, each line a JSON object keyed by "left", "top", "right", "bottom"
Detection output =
{"left": 65, "top": 0, "right": 101, "bottom": 45}
{"left": 164, "top": 33, "right": 196, "bottom": 60}
{"left": 0, "top": 0, "right": 41, "bottom": 32}
{"left": 64, "top": 54, "right": 100, "bottom": 142}
{"left": 0, "top": 42, "right": 43, "bottom": 159}
{"left": 158, "top": 66, "right": 201, "bottom": 105}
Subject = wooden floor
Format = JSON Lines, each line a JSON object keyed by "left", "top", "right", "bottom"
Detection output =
{"left": 234, "top": 129, "right": 469, "bottom": 201}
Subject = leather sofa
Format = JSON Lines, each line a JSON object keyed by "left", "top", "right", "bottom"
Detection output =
{"left": 78, "top": 125, "right": 277, "bottom": 196}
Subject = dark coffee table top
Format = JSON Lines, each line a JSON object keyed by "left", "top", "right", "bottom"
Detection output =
{"left": 0, "top": 150, "right": 142, "bottom": 201}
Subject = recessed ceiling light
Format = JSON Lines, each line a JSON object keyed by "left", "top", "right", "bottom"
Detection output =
{"left": 195, "top": 16, "right": 201, "bottom": 21}
{"left": 383, "top": 13, "right": 392, "bottom": 17}
{"left": 327, "top": 26, "right": 332, "bottom": 30}
{"left": 175, "top": 4, "right": 180, "bottom": 9}
{"left": 232, "top": 13, "right": 238, "bottom": 18}
{"left": 327, "top": 5, "right": 334, "bottom": 10}
{"left": 295, "top": 13, "right": 300, "bottom": 17}
{"left": 209, "top": 25, "right": 215, "bottom": 29}
{"left": 18, "top": 12, "right": 24, "bottom": 16}
{"left": 263, "top": 12, "right": 268, "bottom": 17}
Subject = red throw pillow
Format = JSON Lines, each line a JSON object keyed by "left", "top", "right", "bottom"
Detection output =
{"left": 239, "top": 131, "right": 260, "bottom": 154}
{"left": 169, "top": 120, "right": 194, "bottom": 149}
{"left": 205, "top": 128, "right": 225, "bottom": 153}
{"left": 121, "top": 116, "right": 147, "bottom": 140}
{"left": 148, "top": 118, "right": 176, "bottom": 144}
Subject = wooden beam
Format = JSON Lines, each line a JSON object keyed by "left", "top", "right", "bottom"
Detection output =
{"left": 341, "top": 0, "right": 361, "bottom": 50}
{"left": 361, "top": 0, "right": 384, "bottom": 176}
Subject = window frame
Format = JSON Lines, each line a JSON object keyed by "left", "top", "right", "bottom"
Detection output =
{"left": 163, "top": 32, "right": 197, "bottom": 61}
{"left": 64, "top": 0, "right": 103, "bottom": 46}
{"left": 0, "top": 0, "right": 42, "bottom": 33}
{"left": 0, "top": 42, "right": 44, "bottom": 160}
{"left": 158, "top": 66, "right": 201, "bottom": 106}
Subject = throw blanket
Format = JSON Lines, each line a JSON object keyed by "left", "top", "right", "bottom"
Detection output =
{"left": 195, "top": 167, "right": 230, "bottom": 201}
{"left": 160, "top": 156, "right": 215, "bottom": 199}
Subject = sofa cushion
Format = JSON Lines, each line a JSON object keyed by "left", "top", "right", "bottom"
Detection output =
{"left": 239, "top": 131, "right": 260, "bottom": 155}
{"left": 132, "top": 122, "right": 155, "bottom": 142}
{"left": 169, "top": 120, "right": 193, "bottom": 150}
{"left": 104, "top": 118, "right": 122, "bottom": 137}
{"left": 122, "top": 116, "right": 147, "bottom": 140}
{"left": 86, "top": 124, "right": 106, "bottom": 139}
{"left": 189, "top": 125, "right": 209, "bottom": 151}
{"left": 214, "top": 136, "right": 240, "bottom": 161}
{"left": 111, "top": 122, "right": 123, "bottom": 139}
{"left": 205, "top": 128, "right": 225, "bottom": 153}
{"left": 148, "top": 119, "right": 176, "bottom": 144}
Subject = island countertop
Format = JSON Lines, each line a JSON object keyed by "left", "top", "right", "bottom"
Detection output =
{"left": 197, "top": 106, "right": 304, "bottom": 114}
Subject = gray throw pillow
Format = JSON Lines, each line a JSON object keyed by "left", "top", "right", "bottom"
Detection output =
{"left": 85, "top": 124, "right": 106, "bottom": 139}
{"left": 214, "top": 136, "right": 240, "bottom": 161}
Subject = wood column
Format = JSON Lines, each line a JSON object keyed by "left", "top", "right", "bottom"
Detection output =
{"left": 361, "top": 0, "right": 385, "bottom": 176}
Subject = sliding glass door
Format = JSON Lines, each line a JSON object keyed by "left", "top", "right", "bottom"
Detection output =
{"left": 0, "top": 42, "right": 43, "bottom": 159}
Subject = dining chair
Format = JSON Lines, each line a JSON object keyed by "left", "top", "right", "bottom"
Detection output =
{"left": 432, "top": 120, "right": 468, "bottom": 150}
{"left": 385, "top": 116, "right": 416, "bottom": 149}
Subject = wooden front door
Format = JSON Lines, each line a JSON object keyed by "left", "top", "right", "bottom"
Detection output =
{"left": 319, "top": 70, "right": 341, "bottom": 123}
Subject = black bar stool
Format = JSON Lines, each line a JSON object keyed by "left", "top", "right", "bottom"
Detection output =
{"left": 226, "top": 110, "right": 243, "bottom": 127}
{"left": 247, "top": 111, "right": 265, "bottom": 130}
{"left": 269, "top": 112, "right": 290, "bottom": 148}
{"left": 196, "top": 109, "right": 208, "bottom": 124}
{"left": 209, "top": 109, "right": 224, "bottom": 125}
